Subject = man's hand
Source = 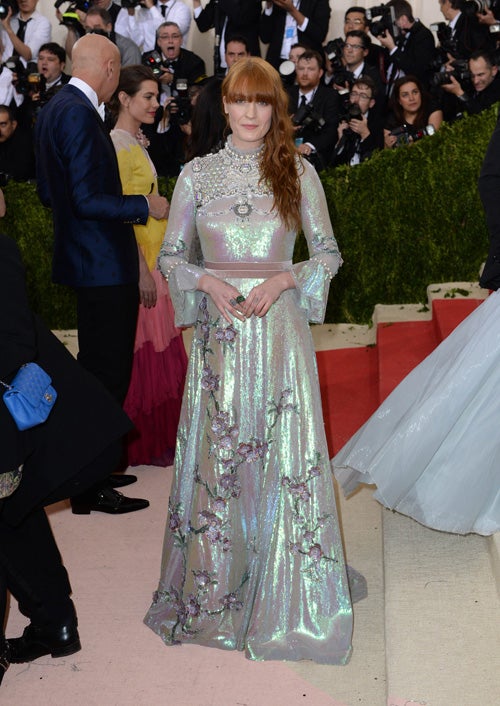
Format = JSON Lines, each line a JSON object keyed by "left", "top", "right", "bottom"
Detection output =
{"left": 441, "top": 74, "right": 464, "bottom": 97}
{"left": 297, "top": 142, "right": 314, "bottom": 157}
{"left": 348, "top": 116, "right": 370, "bottom": 141}
{"left": 477, "top": 8, "right": 497, "bottom": 25}
{"left": 1, "top": 6, "right": 13, "bottom": 31}
{"left": 377, "top": 31, "right": 396, "bottom": 51}
{"left": 146, "top": 194, "right": 169, "bottom": 219}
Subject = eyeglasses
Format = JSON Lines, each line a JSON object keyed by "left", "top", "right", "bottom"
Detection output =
{"left": 350, "top": 91, "right": 371, "bottom": 100}
{"left": 344, "top": 43, "right": 364, "bottom": 50}
{"left": 158, "top": 34, "right": 181, "bottom": 40}
{"left": 345, "top": 19, "right": 365, "bottom": 26}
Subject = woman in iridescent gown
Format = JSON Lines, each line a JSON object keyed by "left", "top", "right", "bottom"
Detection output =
{"left": 145, "top": 58, "right": 357, "bottom": 663}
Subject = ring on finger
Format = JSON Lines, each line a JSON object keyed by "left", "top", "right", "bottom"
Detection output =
{"left": 235, "top": 294, "right": 246, "bottom": 304}
{"left": 229, "top": 298, "right": 238, "bottom": 307}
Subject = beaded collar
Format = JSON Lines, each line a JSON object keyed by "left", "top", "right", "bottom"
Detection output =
{"left": 224, "top": 134, "right": 264, "bottom": 162}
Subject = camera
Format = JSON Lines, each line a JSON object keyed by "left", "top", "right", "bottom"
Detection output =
{"left": 3, "top": 57, "right": 40, "bottom": 96}
{"left": 366, "top": 4, "right": 400, "bottom": 39}
{"left": 390, "top": 124, "right": 436, "bottom": 146}
{"left": 462, "top": 0, "right": 491, "bottom": 16}
{"left": 292, "top": 102, "right": 326, "bottom": 132}
{"left": 324, "top": 37, "right": 345, "bottom": 61}
{"left": 332, "top": 68, "right": 355, "bottom": 91}
{"left": 338, "top": 102, "right": 363, "bottom": 124}
{"left": 0, "top": 0, "right": 17, "bottom": 21}
{"left": 430, "top": 59, "right": 471, "bottom": 88}
{"left": 142, "top": 50, "right": 165, "bottom": 78}
{"left": 170, "top": 77, "right": 191, "bottom": 125}
{"left": 121, "top": 0, "right": 144, "bottom": 8}
{"left": 430, "top": 22, "right": 460, "bottom": 59}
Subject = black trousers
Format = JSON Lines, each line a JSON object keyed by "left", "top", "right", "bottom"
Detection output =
{"left": 0, "top": 441, "right": 121, "bottom": 635}
{"left": 76, "top": 283, "right": 139, "bottom": 406}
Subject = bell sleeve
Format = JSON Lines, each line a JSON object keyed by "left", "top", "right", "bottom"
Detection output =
{"left": 158, "top": 163, "right": 206, "bottom": 327}
{"left": 291, "top": 160, "right": 343, "bottom": 323}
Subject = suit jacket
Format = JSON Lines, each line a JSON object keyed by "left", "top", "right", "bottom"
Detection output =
{"left": 35, "top": 83, "right": 149, "bottom": 288}
{"left": 479, "top": 112, "right": 500, "bottom": 290}
{"left": 386, "top": 21, "right": 436, "bottom": 88}
{"left": 287, "top": 84, "right": 340, "bottom": 170}
{"left": 452, "top": 12, "right": 494, "bottom": 60}
{"left": 194, "top": 0, "right": 261, "bottom": 56}
{"left": 162, "top": 48, "right": 206, "bottom": 85}
{"left": 0, "top": 235, "right": 132, "bottom": 525}
{"left": 260, "top": 0, "right": 331, "bottom": 69}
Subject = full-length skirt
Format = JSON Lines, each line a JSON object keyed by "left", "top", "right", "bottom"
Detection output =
{"left": 124, "top": 270, "right": 187, "bottom": 467}
{"left": 334, "top": 291, "right": 500, "bottom": 536}
{"left": 145, "top": 278, "right": 354, "bottom": 663}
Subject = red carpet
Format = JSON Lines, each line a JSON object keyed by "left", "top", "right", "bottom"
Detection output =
{"left": 317, "top": 297, "right": 484, "bottom": 455}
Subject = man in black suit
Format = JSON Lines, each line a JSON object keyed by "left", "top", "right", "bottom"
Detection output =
{"left": 479, "top": 112, "right": 500, "bottom": 290}
{"left": 260, "top": 0, "right": 331, "bottom": 70}
{"left": 153, "top": 21, "right": 205, "bottom": 101}
{"left": 288, "top": 49, "right": 340, "bottom": 170}
{"left": 36, "top": 33, "right": 168, "bottom": 514}
{"left": 192, "top": 0, "right": 261, "bottom": 74}
{"left": 375, "top": 0, "right": 436, "bottom": 89}
{"left": 442, "top": 49, "right": 500, "bottom": 116}
{"left": 438, "top": 0, "right": 493, "bottom": 60}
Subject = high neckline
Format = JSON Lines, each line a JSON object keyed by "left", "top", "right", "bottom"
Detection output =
{"left": 225, "top": 134, "right": 264, "bottom": 159}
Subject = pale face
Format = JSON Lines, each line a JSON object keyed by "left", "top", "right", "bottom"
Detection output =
{"left": 296, "top": 58, "right": 323, "bottom": 92}
{"left": 344, "top": 12, "right": 367, "bottom": 35}
{"left": 342, "top": 39, "right": 367, "bottom": 70}
{"left": 225, "top": 41, "right": 249, "bottom": 69}
{"left": 37, "top": 50, "right": 64, "bottom": 83}
{"left": 349, "top": 85, "right": 374, "bottom": 112}
{"left": 156, "top": 26, "right": 182, "bottom": 62}
{"left": 398, "top": 82, "right": 422, "bottom": 115}
{"left": 439, "top": 0, "right": 453, "bottom": 21}
{"left": 0, "top": 112, "right": 16, "bottom": 142}
{"left": 120, "top": 80, "right": 159, "bottom": 126}
{"left": 85, "top": 15, "right": 112, "bottom": 33}
{"left": 91, "top": 0, "right": 112, "bottom": 8}
{"left": 18, "top": 0, "right": 37, "bottom": 16}
{"left": 223, "top": 97, "right": 273, "bottom": 150}
{"left": 289, "top": 46, "right": 305, "bottom": 65}
{"left": 470, "top": 57, "right": 497, "bottom": 92}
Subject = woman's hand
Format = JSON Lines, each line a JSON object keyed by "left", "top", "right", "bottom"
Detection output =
{"left": 198, "top": 274, "right": 246, "bottom": 323}
{"left": 139, "top": 268, "right": 157, "bottom": 308}
{"left": 243, "top": 272, "right": 295, "bottom": 318}
{"left": 384, "top": 129, "right": 397, "bottom": 149}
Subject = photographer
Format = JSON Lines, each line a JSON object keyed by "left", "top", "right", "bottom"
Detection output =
{"left": 287, "top": 49, "right": 340, "bottom": 170}
{"left": 15, "top": 42, "right": 69, "bottom": 127}
{"left": 331, "top": 76, "right": 384, "bottom": 167}
{"left": 0, "top": 103, "right": 35, "bottom": 180}
{"left": 149, "top": 21, "right": 204, "bottom": 102}
{"left": 442, "top": 48, "right": 500, "bottom": 114}
{"left": 115, "top": 0, "right": 191, "bottom": 53}
{"left": 64, "top": 7, "right": 141, "bottom": 66}
{"left": 373, "top": 1, "right": 436, "bottom": 90}
{"left": 0, "top": 0, "right": 50, "bottom": 65}
{"left": 437, "top": 0, "right": 493, "bottom": 60}
{"left": 384, "top": 74, "right": 443, "bottom": 148}
{"left": 335, "top": 30, "right": 382, "bottom": 94}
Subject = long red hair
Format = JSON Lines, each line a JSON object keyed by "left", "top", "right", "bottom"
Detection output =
{"left": 222, "top": 58, "right": 302, "bottom": 231}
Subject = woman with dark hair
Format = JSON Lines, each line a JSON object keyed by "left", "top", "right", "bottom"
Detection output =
{"left": 145, "top": 57, "right": 363, "bottom": 663}
{"left": 109, "top": 65, "right": 188, "bottom": 467}
{"left": 384, "top": 75, "right": 443, "bottom": 148}
{"left": 184, "top": 77, "right": 225, "bottom": 161}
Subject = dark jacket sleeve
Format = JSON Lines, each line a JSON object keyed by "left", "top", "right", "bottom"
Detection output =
{"left": 0, "top": 235, "right": 37, "bottom": 382}
{"left": 390, "top": 22, "right": 436, "bottom": 83}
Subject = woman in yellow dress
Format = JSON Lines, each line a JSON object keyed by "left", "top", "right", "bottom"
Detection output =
{"left": 109, "top": 65, "right": 187, "bottom": 466}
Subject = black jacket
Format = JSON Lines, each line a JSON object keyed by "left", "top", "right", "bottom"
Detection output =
{"left": 385, "top": 21, "right": 436, "bottom": 88}
{"left": 194, "top": 0, "right": 261, "bottom": 57}
{"left": 260, "top": 0, "right": 330, "bottom": 69}
{"left": 0, "top": 235, "right": 131, "bottom": 524}
{"left": 287, "top": 84, "right": 340, "bottom": 170}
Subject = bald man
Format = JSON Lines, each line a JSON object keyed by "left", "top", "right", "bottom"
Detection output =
{"left": 36, "top": 34, "right": 167, "bottom": 515}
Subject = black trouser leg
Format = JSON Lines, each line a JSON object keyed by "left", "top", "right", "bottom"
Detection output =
{"left": 0, "top": 508, "right": 75, "bottom": 628}
{"left": 75, "top": 283, "right": 139, "bottom": 405}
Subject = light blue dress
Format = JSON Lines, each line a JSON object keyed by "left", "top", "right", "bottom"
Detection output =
{"left": 144, "top": 138, "right": 356, "bottom": 663}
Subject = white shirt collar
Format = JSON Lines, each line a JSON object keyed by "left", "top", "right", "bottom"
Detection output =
{"left": 69, "top": 76, "right": 104, "bottom": 120}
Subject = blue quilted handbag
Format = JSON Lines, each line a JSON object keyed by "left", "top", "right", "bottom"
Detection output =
{"left": 1, "top": 362, "right": 57, "bottom": 430}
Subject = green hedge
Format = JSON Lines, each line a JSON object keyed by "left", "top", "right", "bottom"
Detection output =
{"left": 1, "top": 105, "right": 496, "bottom": 328}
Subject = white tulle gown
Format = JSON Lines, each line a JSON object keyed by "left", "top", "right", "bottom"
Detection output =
{"left": 333, "top": 291, "right": 500, "bottom": 536}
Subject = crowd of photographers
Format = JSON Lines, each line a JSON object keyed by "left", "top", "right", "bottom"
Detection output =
{"left": 0, "top": 0, "right": 500, "bottom": 184}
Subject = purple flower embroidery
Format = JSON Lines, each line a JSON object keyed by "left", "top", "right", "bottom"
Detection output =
{"left": 220, "top": 592, "right": 243, "bottom": 610}
{"left": 193, "top": 570, "right": 212, "bottom": 588}
{"left": 186, "top": 594, "right": 201, "bottom": 616}
{"left": 219, "top": 473, "right": 241, "bottom": 498}
{"left": 201, "top": 366, "right": 220, "bottom": 392}
{"left": 303, "top": 530, "right": 315, "bottom": 542}
{"left": 289, "top": 541, "right": 302, "bottom": 555}
{"left": 289, "top": 482, "right": 311, "bottom": 501}
{"left": 309, "top": 465, "right": 322, "bottom": 478}
{"left": 213, "top": 497, "right": 227, "bottom": 512}
{"left": 308, "top": 543, "right": 324, "bottom": 562}
{"left": 169, "top": 511, "right": 182, "bottom": 532}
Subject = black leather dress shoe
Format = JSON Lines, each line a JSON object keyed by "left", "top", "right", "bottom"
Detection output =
{"left": 108, "top": 473, "right": 138, "bottom": 488}
{"left": 8, "top": 623, "right": 81, "bottom": 663}
{"left": 71, "top": 486, "right": 149, "bottom": 514}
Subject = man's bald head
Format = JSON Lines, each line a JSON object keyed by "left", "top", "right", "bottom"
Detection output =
{"left": 72, "top": 33, "right": 121, "bottom": 104}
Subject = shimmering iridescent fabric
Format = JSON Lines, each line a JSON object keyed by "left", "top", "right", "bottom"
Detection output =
{"left": 145, "top": 138, "right": 353, "bottom": 663}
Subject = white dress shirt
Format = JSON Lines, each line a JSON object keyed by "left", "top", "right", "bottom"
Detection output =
{"left": 0, "top": 11, "right": 51, "bottom": 65}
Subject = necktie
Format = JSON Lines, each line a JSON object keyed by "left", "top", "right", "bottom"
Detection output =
{"left": 14, "top": 18, "right": 30, "bottom": 57}
{"left": 160, "top": 3, "right": 167, "bottom": 17}
{"left": 300, "top": 94, "right": 307, "bottom": 108}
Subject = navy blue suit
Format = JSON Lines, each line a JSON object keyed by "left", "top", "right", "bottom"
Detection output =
{"left": 35, "top": 82, "right": 149, "bottom": 404}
